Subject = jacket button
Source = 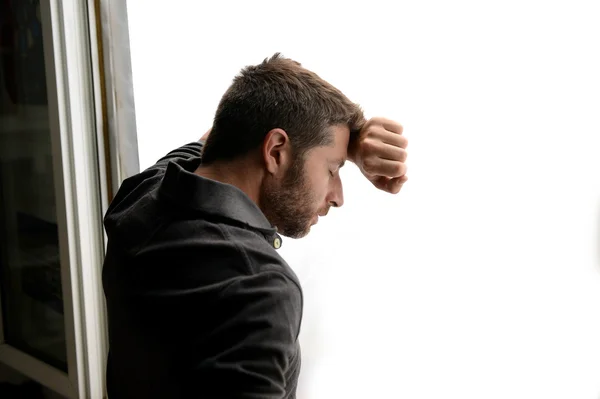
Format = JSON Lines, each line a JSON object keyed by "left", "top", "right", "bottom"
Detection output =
{"left": 273, "top": 237, "right": 282, "bottom": 249}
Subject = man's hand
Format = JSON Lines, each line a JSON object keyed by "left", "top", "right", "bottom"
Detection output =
{"left": 348, "top": 117, "right": 408, "bottom": 194}
{"left": 200, "top": 128, "right": 212, "bottom": 141}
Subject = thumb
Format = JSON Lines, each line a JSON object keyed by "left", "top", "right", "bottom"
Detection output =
{"left": 371, "top": 175, "right": 391, "bottom": 191}
{"left": 387, "top": 175, "right": 408, "bottom": 194}
{"left": 371, "top": 175, "right": 408, "bottom": 194}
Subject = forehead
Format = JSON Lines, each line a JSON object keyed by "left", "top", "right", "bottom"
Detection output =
{"left": 308, "top": 124, "right": 350, "bottom": 160}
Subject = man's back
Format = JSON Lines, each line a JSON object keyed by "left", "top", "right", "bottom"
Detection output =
{"left": 102, "top": 143, "right": 303, "bottom": 398}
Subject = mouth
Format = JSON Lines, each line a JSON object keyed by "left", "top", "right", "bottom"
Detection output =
{"left": 312, "top": 208, "right": 329, "bottom": 226}
{"left": 318, "top": 209, "right": 329, "bottom": 218}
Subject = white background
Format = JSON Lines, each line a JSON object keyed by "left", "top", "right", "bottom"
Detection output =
{"left": 127, "top": 1, "right": 600, "bottom": 397}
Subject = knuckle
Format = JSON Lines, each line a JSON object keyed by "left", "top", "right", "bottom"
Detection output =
{"left": 363, "top": 156, "right": 377, "bottom": 172}
{"left": 361, "top": 138, "right": 377, "bottom": 153}
{"left": 393, "top": 163, "right": 403, "bottom": 176}
{"left": 369, "top": 116, "right": 385, "bottom": 128}
{"left": 399, "top": 148, "right": 408, "bottom": 162}
{"left": 362, "top": 125, "right": 377, "bottom": 138}
{"left": 393, "top": 162, "right": 406, "bottom": 176}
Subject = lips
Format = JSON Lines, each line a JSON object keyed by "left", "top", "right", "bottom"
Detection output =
{"left": 313, "top": 209, "right": 329, "bottom": 225}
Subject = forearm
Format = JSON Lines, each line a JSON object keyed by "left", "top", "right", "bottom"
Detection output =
{"left": 154, "top": 141, "right": 204, "bottom": 168}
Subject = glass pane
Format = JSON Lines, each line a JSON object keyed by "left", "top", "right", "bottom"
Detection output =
{"left": 0, "top": 0, "right": 67, "bottom": 371}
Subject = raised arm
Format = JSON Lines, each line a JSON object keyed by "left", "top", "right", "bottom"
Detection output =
{"left": 152, "top": 128, "right": 212, "bottom": 169}
{"left": 348, "top": 117, "right": 409, "bottom": 194}
{"left": 153, "top": 141, "right": 204, "bottom": 168}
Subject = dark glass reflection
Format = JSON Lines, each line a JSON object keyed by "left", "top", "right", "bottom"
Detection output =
{"left": 0, "top": 0, "right": 67, "bottom": 371}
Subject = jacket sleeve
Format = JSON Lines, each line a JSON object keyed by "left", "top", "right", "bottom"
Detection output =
{"left": 153, "top": 140, "right": 205, "bottom": 169}
{"left": 187, "top": 271, "right": 303, "bottom": 398}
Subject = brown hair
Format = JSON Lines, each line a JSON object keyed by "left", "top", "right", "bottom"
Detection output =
{"left": 201, "top": 53, "right": 365, "bottom": 165}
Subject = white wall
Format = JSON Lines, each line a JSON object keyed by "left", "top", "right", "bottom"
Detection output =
{"left": 127, "top": 1, "right": 600, "bottom": 397}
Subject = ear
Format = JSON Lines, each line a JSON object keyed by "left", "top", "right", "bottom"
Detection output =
{"left": 262, "top": 128, "right": 292, "bottom": 175}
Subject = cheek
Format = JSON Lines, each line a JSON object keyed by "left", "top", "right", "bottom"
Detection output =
{"left": 306, "top": 176, "right": 329, "bottom": 206}
{"left": 300, "top": 162, "right": 329, "bottom": 207}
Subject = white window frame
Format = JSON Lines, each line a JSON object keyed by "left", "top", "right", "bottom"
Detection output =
{"left": 0, "top": 0, "right": 123, "bottom": 397}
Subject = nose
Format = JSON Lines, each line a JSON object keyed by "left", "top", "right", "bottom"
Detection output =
{"left": 328, "top": 174, "right": 344, "bottom": 208}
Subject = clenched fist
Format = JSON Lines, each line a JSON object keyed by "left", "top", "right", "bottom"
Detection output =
{"left": 348, "top": 117, "right": 408, "bottom": 194}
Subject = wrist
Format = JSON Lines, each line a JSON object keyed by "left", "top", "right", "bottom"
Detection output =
{"left": 347, "top": 138, "right": 359, "bottom": 164}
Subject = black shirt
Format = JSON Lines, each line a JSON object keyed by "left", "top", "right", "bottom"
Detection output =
{"left": 102, "top": 142, "right": 303, "bottom": 398}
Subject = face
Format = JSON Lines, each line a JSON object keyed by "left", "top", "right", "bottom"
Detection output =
{"left": 260, "top": 125, "right": 350, "bottom": 238}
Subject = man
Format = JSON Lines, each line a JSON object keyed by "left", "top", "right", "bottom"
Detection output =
{"left": 102, "top": 54, "right": 408, "bottom": 398}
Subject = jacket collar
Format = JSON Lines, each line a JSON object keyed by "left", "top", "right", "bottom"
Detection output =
{"left": 157, "top": 157, "right": 283, "bottom": 249}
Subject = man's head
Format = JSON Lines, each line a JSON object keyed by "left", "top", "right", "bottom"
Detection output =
{"left": 201, "top": 54, "right": 365, "bottom": 238}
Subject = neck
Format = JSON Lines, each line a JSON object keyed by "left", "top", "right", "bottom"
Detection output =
{"left": 194, "top": 158, "right": 262, "bottom": 204}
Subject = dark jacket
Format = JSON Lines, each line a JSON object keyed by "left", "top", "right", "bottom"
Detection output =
{"left": 102, "top": 142, "right": 303, "bottom": 399}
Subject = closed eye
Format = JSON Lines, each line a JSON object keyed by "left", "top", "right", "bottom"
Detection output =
{"left": 329, "top": 159, "right": 345, "bottom": 177}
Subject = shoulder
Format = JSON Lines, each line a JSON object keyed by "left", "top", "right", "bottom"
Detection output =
{"left": 133, "top": 218, "right": 300, "bottom": 292}
{"left": 218, "top": 223, "right": 301, "bottom": 290}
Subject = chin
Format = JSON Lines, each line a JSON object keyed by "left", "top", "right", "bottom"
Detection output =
{"left": 287, "top": 230, "right": 310, "bottom": 240}
{"left": 281, "top": 225, "right": 312, "bottom": 240}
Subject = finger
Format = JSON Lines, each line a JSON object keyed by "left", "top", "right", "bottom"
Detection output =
{"left": 370, "top": 117, "right": 404, "bottom": 135}
{"left": 363, "top": 139, "right": 407, "bottom": 162}
{"left": 370, "top": 128, "right": 408, "bottom": 149}
{"left": 364, "top": 158, "right": 407, "bottom": 178}
{"left": 371, "top": 176, "right": 391, "bottom": 191}
{"left": 371, "top": 175, "right": 408, "bottom": 194}
{"left": 387, "top": 175, "right": 408, "bottom": 194}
